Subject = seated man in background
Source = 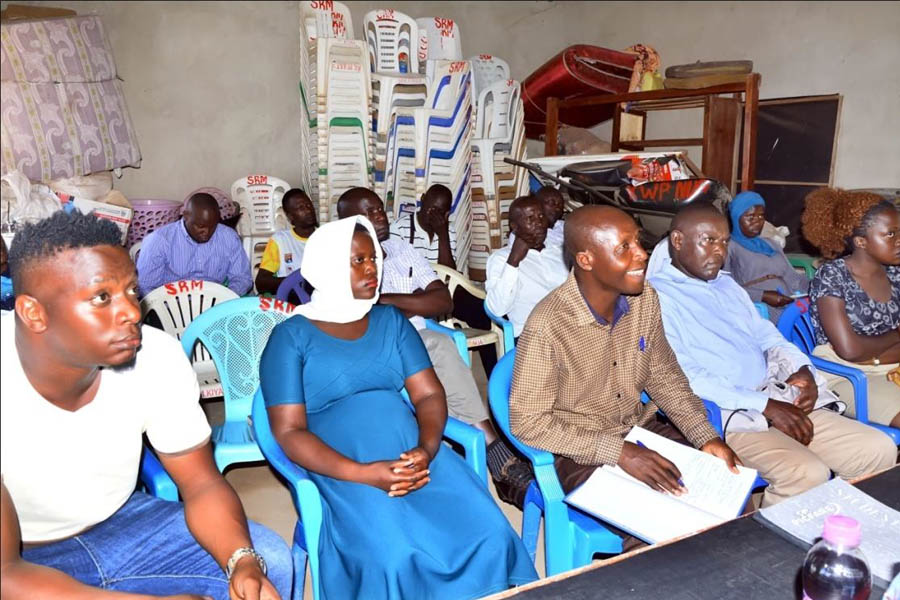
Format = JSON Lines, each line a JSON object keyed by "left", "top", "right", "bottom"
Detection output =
{"left": 510, "top": 204, "right": 740, "bottom": 544}
{"left": 1, "top": 210, "right": 290, "bottom": 599}
{"left": 534, "top": 185, "right": 566, "bottom": 248}
{"left": 337, "top": 188, "right": 533, "bottom": 504}
{"left": 486, "top": 195, "right": 568, "bottom": 338}
{"left": 0, "top": 235, "right": 12, "bottom": 311}
{"left": 137, "top": 192, "right": 252, "bottom": 296}
{"left": 392, "top": 183, "right": 498, "bottom": 375}
{"left": 648, "top": 202, "right": 895, "bottom": 507}
{"left": 255, "top": 188, "right": 318, "bottom": 296}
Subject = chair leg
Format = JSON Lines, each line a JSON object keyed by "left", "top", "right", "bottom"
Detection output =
{"left": 521, "top": 500, "right": 542, "bottom": 565}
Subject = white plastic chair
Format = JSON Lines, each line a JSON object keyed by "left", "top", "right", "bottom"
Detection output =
{"left": 139, "top": 281, "right": 239, "bottom": 399}
{"left": 128, "top": 240, "right": 142, "bottom": 263}
{"left": 364, "top": 9, "right": 418, "bottom": 74}
{"left": 431, "top": 263, "right": 505, "bottom": 364}
{"left": 300, "top": 0, "right": 352, "bottom": 41}
{"left": 416, "top": 17, "right": 463, "bottom": 66}
{"left": 231, "top": 175, "right": 291, "bottom": 236}
{"left": 469, "top": 54, "right": 510, "bottom": 100}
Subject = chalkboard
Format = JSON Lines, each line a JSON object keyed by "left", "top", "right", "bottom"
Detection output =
{"left": 736, "top": 95, "right": 841, "bottom": 253}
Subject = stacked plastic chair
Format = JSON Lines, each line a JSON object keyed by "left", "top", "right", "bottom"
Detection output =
{"left": 315, "top": 38, "right": 374, "bottom": 222}
{"left": 232, "top": 175, "right": 291, "bottom": 292}
{"left": 299, "top": 1, "right": 369, "bottom": 223}
{"left": 468, "top": 72, "right": 530, "bottom": 281}
{"left": 415, "top": 17, "right": 463, "bottom": 77}
{"left": 469, "top": 54, "right": 511, "bottom": 101}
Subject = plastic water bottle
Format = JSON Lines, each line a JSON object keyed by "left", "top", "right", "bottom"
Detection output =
{"left": 801, "top": 515, "right": 872, "bottom": 600}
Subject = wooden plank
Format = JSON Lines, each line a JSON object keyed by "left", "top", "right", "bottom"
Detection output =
{"left": 702, "top": 96, "right": 740, "bottom": 190}
{"left": 611, "top": 103, "right": 622, "bottom": 152}
{"left": 740, "top": 73, "right": 761, "bottom": 190}
{"left": 558, "top": 77, "right": 753, "bottom": 109}
{"left": 618, "top": 138, "right": 704, "bottom": 148}
{"left": 544, "top": 97, "right": 560, "bottom": 157}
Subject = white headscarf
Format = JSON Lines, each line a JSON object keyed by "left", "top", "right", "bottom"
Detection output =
{"left": 292, "top": 215, "right": 383, "bottom": 323}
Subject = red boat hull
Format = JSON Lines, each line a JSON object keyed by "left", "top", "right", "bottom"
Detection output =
{"left": 522, "top": 44, "right": 636, "bottom": 139}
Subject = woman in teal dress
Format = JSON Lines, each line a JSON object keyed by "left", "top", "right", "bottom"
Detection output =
{"left": 259, "top": 216, "right": 537, "bottom": 599}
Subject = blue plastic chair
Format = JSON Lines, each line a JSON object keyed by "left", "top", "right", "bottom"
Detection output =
{"left": 484, "top": 300, "right": 516, "bottom": 354}
{"left": 139, "top": 445, "right": 178, "bottom": 501}
{"left": 275, "top": 270, "right": 311, "bottom": 305}
{"left": 488, "top": 349, "right": 623, "bottom": 576}
{"left": 776, "top": 300, "right": 899, "bottom": 444}
{"left": 181, "top": 297, "right": 298, "bottom": 472}
{"left": 250, "top": 386, "right": 487, "bottom": 600}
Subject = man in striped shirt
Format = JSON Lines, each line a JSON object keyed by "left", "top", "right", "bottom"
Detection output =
{"left": 136, "top": 193, "right": 251, "bottom": 297}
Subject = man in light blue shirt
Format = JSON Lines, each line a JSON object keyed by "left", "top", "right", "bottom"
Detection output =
{"left": 649, "top": 202, "right": 895, "bottom": 507}
{"left": 136, "top": 193, "right": 252, "bottom": 297}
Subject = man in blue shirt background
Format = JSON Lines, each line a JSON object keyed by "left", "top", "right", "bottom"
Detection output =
{"left": 137, "top": 193, "right": 251, "bottom": 297}
{"left": 648, "top": 202, "right": 895, "bottom": 507}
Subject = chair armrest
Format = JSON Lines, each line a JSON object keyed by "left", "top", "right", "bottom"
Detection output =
{"left": 809, "top": 356, "right": 869, "bottom": 423}
{"left": 484, "top": 301, "right": 516, "bottom": 354}
{"left": 701, "top": 399, "right": 725, "bottom": 436}
{"left": 425, "top": 319, "right": 470, "bottom": 366}
{"left": 139, "top": 446, "right": 179, "bottom": 502}
{"left": 443, "top": 417, "right": 488, "bottom": 487}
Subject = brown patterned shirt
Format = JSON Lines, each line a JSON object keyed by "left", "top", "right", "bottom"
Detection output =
{"left": 509, "top": 272, "right": 719, "bottom": 466}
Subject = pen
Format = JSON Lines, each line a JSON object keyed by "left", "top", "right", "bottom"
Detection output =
{"left": 635, "top": 440, "right": 685, "bottom": 487}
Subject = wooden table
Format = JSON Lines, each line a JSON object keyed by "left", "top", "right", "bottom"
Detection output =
{"left": 487, "top": 466, "right": 898, "bottom": 600}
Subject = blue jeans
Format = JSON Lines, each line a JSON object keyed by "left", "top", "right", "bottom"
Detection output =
{"left": 23, "top": 492, "right": 292, "bottom": 599}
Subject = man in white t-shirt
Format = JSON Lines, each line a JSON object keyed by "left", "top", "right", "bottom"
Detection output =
{"left": 255, "top": 188, "right": 318, "bottom": 297}
{"left": 0, "top": 211, "right": 291, "bottom": 599}
{"left": 486, "top": 196, "right": 569, "bottom": 337}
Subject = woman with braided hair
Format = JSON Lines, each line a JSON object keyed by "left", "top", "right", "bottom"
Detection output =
{"left": 802, "top": 188, "right": 900, "bottom": 428}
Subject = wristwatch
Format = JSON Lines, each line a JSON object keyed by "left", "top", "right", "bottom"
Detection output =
{"left": 225, "top": 547, "right": 267, "bottom": 581}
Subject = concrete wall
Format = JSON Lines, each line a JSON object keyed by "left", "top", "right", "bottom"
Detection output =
{"left": 7, "top": 1, "right": 900, "bottom": 200}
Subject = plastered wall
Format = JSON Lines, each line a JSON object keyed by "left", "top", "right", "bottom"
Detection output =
{"left": 7, "top": 1, "right": 899, "bottom": 200}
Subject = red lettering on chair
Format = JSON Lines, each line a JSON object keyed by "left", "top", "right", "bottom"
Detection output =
{"left": 376, "top": 9, "right": 395, "bottom": 21}
{"left": 259, "top": 296, "right": 272, "bottom": 310}
{"left": 435, "top": 17, "right": 454, "bottom": 36}
{"left": 164, "top": 283, "right": 178, "bottom": 295}
{"left": 331, "top": 12, "right": 346, "bottom": 35}
{"left": 310, "top": 0, "right": 333, "bottom": 10}
{"left": 247, "top": 175, "right": 268, "bottom": 186}
{"left": 449, "top": 61, "right": 466, "bottom": 74}
{"left": 478, "top": 54, "right": 492, "bottom": 60}
{"left": 177, "top": 281, "right": 189, "bottom": 292}
{"left": 190, "top": 280, "right": 204, "bottom": 290}
{"left": 273, "top": 299, "right": 286, "bottom": 312}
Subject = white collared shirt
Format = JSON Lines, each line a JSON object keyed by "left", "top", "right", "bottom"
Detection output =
{"left": 485, "top": 242, "right": 569, "bottom": 336}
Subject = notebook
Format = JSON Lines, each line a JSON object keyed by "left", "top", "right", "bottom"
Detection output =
{"left": 754, "top": 477, "right": 900, "bottom": 587}
{"left": 564, "top": 426, "right": 758, "bottom": 544}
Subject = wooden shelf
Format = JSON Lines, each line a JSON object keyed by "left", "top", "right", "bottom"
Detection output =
{"left": 544, "top": 73, "right": 761, "bottom": 191}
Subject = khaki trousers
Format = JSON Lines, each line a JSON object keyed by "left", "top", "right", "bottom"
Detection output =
{"left": 726, "top": 409, "right": 896, "bottom": 507}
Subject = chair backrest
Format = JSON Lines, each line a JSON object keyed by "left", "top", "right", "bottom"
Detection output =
{"left": 469, "top": 54, "right": 511, "bottom": 100}
{"left": 776, "top": 299, "right": 817, "bottom": 354}
{"left": 181, "top": 297, "right": 296, "bottom": 426}
{"left": 251, "top": 387, "right": 323, "bottom": 598}
{"left": 475, "top": 78, "right": 520, "bottom": 141}
{"left": 128, "top": 240, "right": 142, "bottom": 263}
{"left": 231, "top": 175, "right": 291, "bottom": 236}
{"left": 364, "top": 9, "right": 418, "bottom": 74}
{"left": 415, "top": 17, "right": 463, "bottom": 66}
{"left": 140, "top": 281, "right": 239, "bottom": 363}
{"left": 300, "top": 0, "right": 352, "bottom": 41}
{"left": 487, "top": 348, "right": 552, "bottom": 463}
{"left": 754, "top": 301, "right": 769, "bottom": 320}
{"left": 275, "top": 269, "right": 312, "bottom": 304}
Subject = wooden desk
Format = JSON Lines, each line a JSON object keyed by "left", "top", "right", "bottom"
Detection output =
{"left": 488, "top": 466, "right": 898, "bottom": 600}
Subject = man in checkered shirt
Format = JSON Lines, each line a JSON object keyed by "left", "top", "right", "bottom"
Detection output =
{"left": 509, "top": 205, "right": 741, "bottom": 530}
